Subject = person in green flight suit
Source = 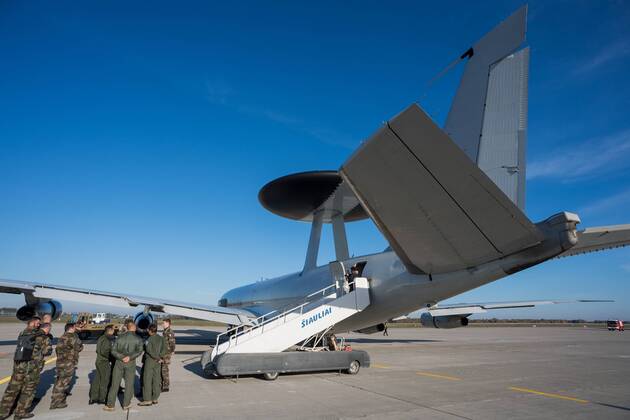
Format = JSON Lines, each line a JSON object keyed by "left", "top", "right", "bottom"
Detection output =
{"left": 103, "top": 320, "right": 143, "bottom": 411}
{"left": 89, "top": 324, "right": 115, "bottom": 405}
{"left": 138, "top": 324, "right": 167, "bottom": 406}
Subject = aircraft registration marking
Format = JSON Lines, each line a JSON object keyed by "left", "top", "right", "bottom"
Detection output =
{"left": 416, "top": 371, "right": 462, "bottom": 381}
{"left": 509, "top": 386, "right": 589, "bottom": 403}
{"left": 0, "top": 357, "right": 57, "bottom": 385}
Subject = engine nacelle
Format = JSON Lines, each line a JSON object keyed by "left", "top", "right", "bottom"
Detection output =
{"left": 355, "top": 323, "right": 386, "bottom": 334}
{"left": 420, "top": 313, "right": 469, "bottom": 329}
{"left": 16, "top": 300, "right": 63, "bottom": 321}
{"left": 133, "top": 311, "right": 155, "bottom": 332}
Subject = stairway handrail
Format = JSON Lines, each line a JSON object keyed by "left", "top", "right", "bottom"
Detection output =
{"left": 214, "top": 281, "right": 341, "bottom": 351}
{"left": 215, "top": 281, "right": 362, "bottom": 353}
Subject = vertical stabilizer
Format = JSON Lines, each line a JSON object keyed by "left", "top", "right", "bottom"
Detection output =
{"left": 444, "top": 6, "right": 529, "bottom": 210}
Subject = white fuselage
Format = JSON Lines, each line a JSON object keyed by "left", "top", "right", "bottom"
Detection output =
{"left": 220, "top": 213, "right": 579, "bottom": 332}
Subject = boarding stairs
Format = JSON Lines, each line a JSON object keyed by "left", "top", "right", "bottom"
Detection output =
{"left": 210, "top": 277, "right": 370, "bottom": 360}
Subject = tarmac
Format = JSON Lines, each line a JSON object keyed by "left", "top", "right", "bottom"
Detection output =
{"left": 0, "top": 323, "right": 628, "bottom": 419}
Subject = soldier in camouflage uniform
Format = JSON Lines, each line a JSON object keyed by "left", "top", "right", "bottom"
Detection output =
{"left": 40, "top": 314, "right": 53, "bottom": 364}
{"left": 104, "top": 320, "right": 143, "bottom": 411}
{"left": 50, "top": 323, "right": 83, "bottom": 409}
{"left": 0, "top": 317, "right": 48, "bottom": 420}
{"left": 160, "top": 318, "right": 176, "bottom": 392}
{"left": 38, "top": 323, "right": 53, "bottom": 373}
{"left": 89, "top": 324, "right": 115, "bottom": 404}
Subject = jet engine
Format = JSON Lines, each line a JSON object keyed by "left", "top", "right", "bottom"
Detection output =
{"left": 355, "top": 323, "right": 386, "bottom": 334}
{"left": 133, "top": 311, "right": 155, "bottom": 332}
{"left": 420, "top": 313, "right": 469, "bottom": 329}
{"left": 16, "top": 300, "right": 63, "bottom": 321}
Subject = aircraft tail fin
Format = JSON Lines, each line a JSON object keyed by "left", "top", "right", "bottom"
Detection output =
{"left": 445, "top": 6, "right": 529, "bottom": 210}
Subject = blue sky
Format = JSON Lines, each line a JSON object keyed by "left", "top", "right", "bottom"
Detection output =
{"left": 0, "top": 1, "right": 629, "bottom": 319}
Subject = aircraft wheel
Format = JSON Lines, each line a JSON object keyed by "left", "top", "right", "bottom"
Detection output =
{"left": 263, "top": 372, "right": 279, "bottom": 381}
{"left": 203, "top": 362, "right": 220, "bottom": 379}
{"left": 346, "top": 360, "right": 360, "bottom": 375}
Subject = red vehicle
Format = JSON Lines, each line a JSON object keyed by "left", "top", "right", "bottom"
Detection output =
{"left": 607, "top": 320, "right": 625, "bottom": 331}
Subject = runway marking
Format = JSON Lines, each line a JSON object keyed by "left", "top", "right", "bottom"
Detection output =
{"left": 0, "top": 357, "right": 57, "bottom": 385}
{"left": 416, "top": 371, "right": 462, "bottom": 381}
{"left": 371, "top": 363, "right": 390, "bottom": 369}
{"left": 509, "top": 386, "right": 589, "bottom": 403}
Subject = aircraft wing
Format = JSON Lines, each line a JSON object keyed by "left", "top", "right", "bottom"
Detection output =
{"left": 427, "top": 300, "right": 613, "bottom": 317}
{"left": 340, "top": 104, "right": 543, "bottom": 275}
{"left": 558, "top": 225, "right": 630, "bottom": 258}
{"left": 0, "top": 278, "right": 256, "bottom": 325}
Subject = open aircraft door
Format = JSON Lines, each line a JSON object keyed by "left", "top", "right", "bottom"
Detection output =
{"left": 329, "top": 261, "right": 347, "bottom": 296}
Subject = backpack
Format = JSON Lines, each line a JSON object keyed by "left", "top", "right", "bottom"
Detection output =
{"left": 14, "top": 332, "right": 36, "bottom": 362}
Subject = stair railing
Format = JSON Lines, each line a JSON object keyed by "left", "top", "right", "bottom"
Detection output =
{"left": 213, "top": 280, "right": 357, "bottom": 355}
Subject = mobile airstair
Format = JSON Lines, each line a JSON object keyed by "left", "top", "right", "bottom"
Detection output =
{"left": 201, "top": 277, "right": 371, "bottom": 380}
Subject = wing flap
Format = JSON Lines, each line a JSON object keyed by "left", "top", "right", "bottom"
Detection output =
{"left": 340, "top": 104, "right": 542, "bottom": 274}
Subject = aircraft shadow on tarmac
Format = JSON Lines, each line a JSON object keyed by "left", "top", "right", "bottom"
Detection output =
{"left": 31, "top": 366, "right": 77, "bottom": 410}
{"left": 183, "top": 359, "right": 206, "bottom": 379}
{"left": 173, "top": 329, "right": 222, "bottom": 345}
{"left": 344, "top": 338, "right": 440, "bottom": 344}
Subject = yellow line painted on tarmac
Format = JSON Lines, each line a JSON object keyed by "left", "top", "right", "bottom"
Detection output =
{"left": 509, "top": 386, "right": 589, "bottom": 403}
{"left": 371, "top": 363, "right": 390, "bottom": 369}
{"left": 0, "top": 357, "right": 57, "bottom": 385}
{"left": 416, "top": 371, "right": 462, "bottom": 381}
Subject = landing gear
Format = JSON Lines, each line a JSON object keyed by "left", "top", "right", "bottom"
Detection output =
{"left": 203, "top": 362, "right": 220, "bottom": 379}
{"left": 346, "top": 360, "right": 360, "bottom": 375}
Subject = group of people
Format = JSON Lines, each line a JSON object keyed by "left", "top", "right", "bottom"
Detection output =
{"left": 0, "top": 315, "right": 176, "bottom": 419}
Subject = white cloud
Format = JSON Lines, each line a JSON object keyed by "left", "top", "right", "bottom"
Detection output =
{"left": 205, "top": 80, "right": 355, "bottom": 149}
{"left": 580, "top": 188, "right": 630, "bottom": 215}
{"left": 528, "top": 128, "right": 630, "bottom": 181}
{"left": 574, "top": 39, "right": 630, "bottom": 75}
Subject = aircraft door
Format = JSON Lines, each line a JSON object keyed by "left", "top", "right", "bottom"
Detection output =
{"left": 329, "top": 261, "right": 347, "bottom": 297}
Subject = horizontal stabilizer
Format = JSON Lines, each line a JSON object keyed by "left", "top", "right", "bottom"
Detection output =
{"left": 427, "top": 299, "right": 613, "bottom": 317}
{"left": 558, "top": 225, "right": 630, "bottom": 258}
{"left": 340, "top": 104, "right": 542, "bottom": 274}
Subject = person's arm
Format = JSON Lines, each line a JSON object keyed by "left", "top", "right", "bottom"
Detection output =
{"left": 32, "top": 335, "right": 46, "bottom": 364}
{"left": 96, "top": 337, "right": 109, "bottom": 358}
{"left": 128, "top": 336, "right": 144, "bottom": 361}
{"left": 159, "top": 336, "right": 168, "bottom": 358}
{"left": 110, "top": 338, "right": 125, "bottom": 361}
{"left": 55, "top": 335, "right": 68, "bottom": 356}
{"left": 44, "top": 337, "right": 53, "bottom": 357}
{"left": 73, "top": 335, "right": 84, "bottom": 353}
{"left": 166, "top": 330, "right": 176, "bottom": 353}
{"left": 145, "top": 338, "right": 161, "bottom": 360}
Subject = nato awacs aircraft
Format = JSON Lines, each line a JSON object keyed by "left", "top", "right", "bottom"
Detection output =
{"left": 1, "top": 7, "right": 629, "bottom": 357}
